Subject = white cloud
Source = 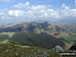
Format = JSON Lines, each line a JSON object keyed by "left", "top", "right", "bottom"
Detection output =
{"left": 13, "top": 2, "right": 49, "bottom": 10}
{"left": 13, "top": 2, "right": 30, "bottom": 9}
{"left": 8, "top": 10, "right": 24, "bottom": 17}
{"left": 0, "top": 12, "right": 11, "bottom": 20}
{"left": 0, "top": 12, "right": 5, "bottom": 15}
{"left": 0, "top": 2, "right": 76, "bottom": 21}
{"left": 31, "top": 5, "right": 48, "bottom": 10}
{"left": 62, "top": 3, "right": 70, "bottom": 10}
{"left": 75, "top": 0, "right": 76, "bottom": 6}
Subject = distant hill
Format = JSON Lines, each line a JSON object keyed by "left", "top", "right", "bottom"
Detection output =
{"left": 0, "top": 22, "right": 76, "bottom": 38}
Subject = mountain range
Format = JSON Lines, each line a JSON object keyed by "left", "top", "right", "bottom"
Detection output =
{"left": 0, "top": 21, "right": 76, "bottom": 50}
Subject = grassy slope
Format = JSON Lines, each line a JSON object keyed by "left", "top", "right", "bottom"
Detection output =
{"left": 60, "top": 36, "right": 76, "bottom": 42}
{"left": 0, "top": 43, "right": 60, "bottom": 57}
{"left": 9, "top": 32, "right": 65, "bottom": 49}
{"left": 0, "top": 32, "right": 65, "bottom": 49}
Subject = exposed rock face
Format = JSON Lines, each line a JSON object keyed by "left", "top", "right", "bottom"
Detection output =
{"left": 54, "top": 45, "right": 64, "bottom": 52}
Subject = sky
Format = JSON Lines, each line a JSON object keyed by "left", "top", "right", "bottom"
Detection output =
{"left": 0, "top": 0, "right": 76, "bottom": 24}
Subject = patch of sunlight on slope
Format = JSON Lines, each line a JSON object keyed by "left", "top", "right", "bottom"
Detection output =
{"left": 0, "top": 32, "right": 14, "bottom": 37}
{"left": 1, "top": 40, "right": 8, "bottom": 44}
{"left": 64, "top": 42, "right": 74, "bottom": 50}
{"left": 14, "top": 45, "right": 30, "bottom": 48}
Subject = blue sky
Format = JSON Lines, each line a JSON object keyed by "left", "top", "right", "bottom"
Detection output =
{"left": 0, "top": 0, "right": 75, "bottom": 10}
{"left": 0, "top": 0, "right": 76, "bottom": 24}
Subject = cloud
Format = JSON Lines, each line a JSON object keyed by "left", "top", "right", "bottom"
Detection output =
{"left": 13, "top": 2, "right": 30, "bottom": 9}
{"left": 12, "top": 2, "right": 49, "bottom": 11}
{"left": 0, "top": 2, "right": 76, "bottom": 22}
{"left": 62, "top": 3, "right": 70, "bottom": 10}
{"left": 0, "top": 12, "right": 12, "bottom": 20}
{"left": 8, "top": 10, "right": 24, "bottom": 17}
{"left": 75, "top": 0, "right": 76, "bottom": 6}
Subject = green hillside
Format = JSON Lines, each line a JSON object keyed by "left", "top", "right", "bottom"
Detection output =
{"left": 0, "top": 32, "right": 65, "bottom": 49}
{"left": 9, "top": 32, "right": 64, "bottom": 49}
{"left": 0, "top": 43, "right": 60, "bottom": 57}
